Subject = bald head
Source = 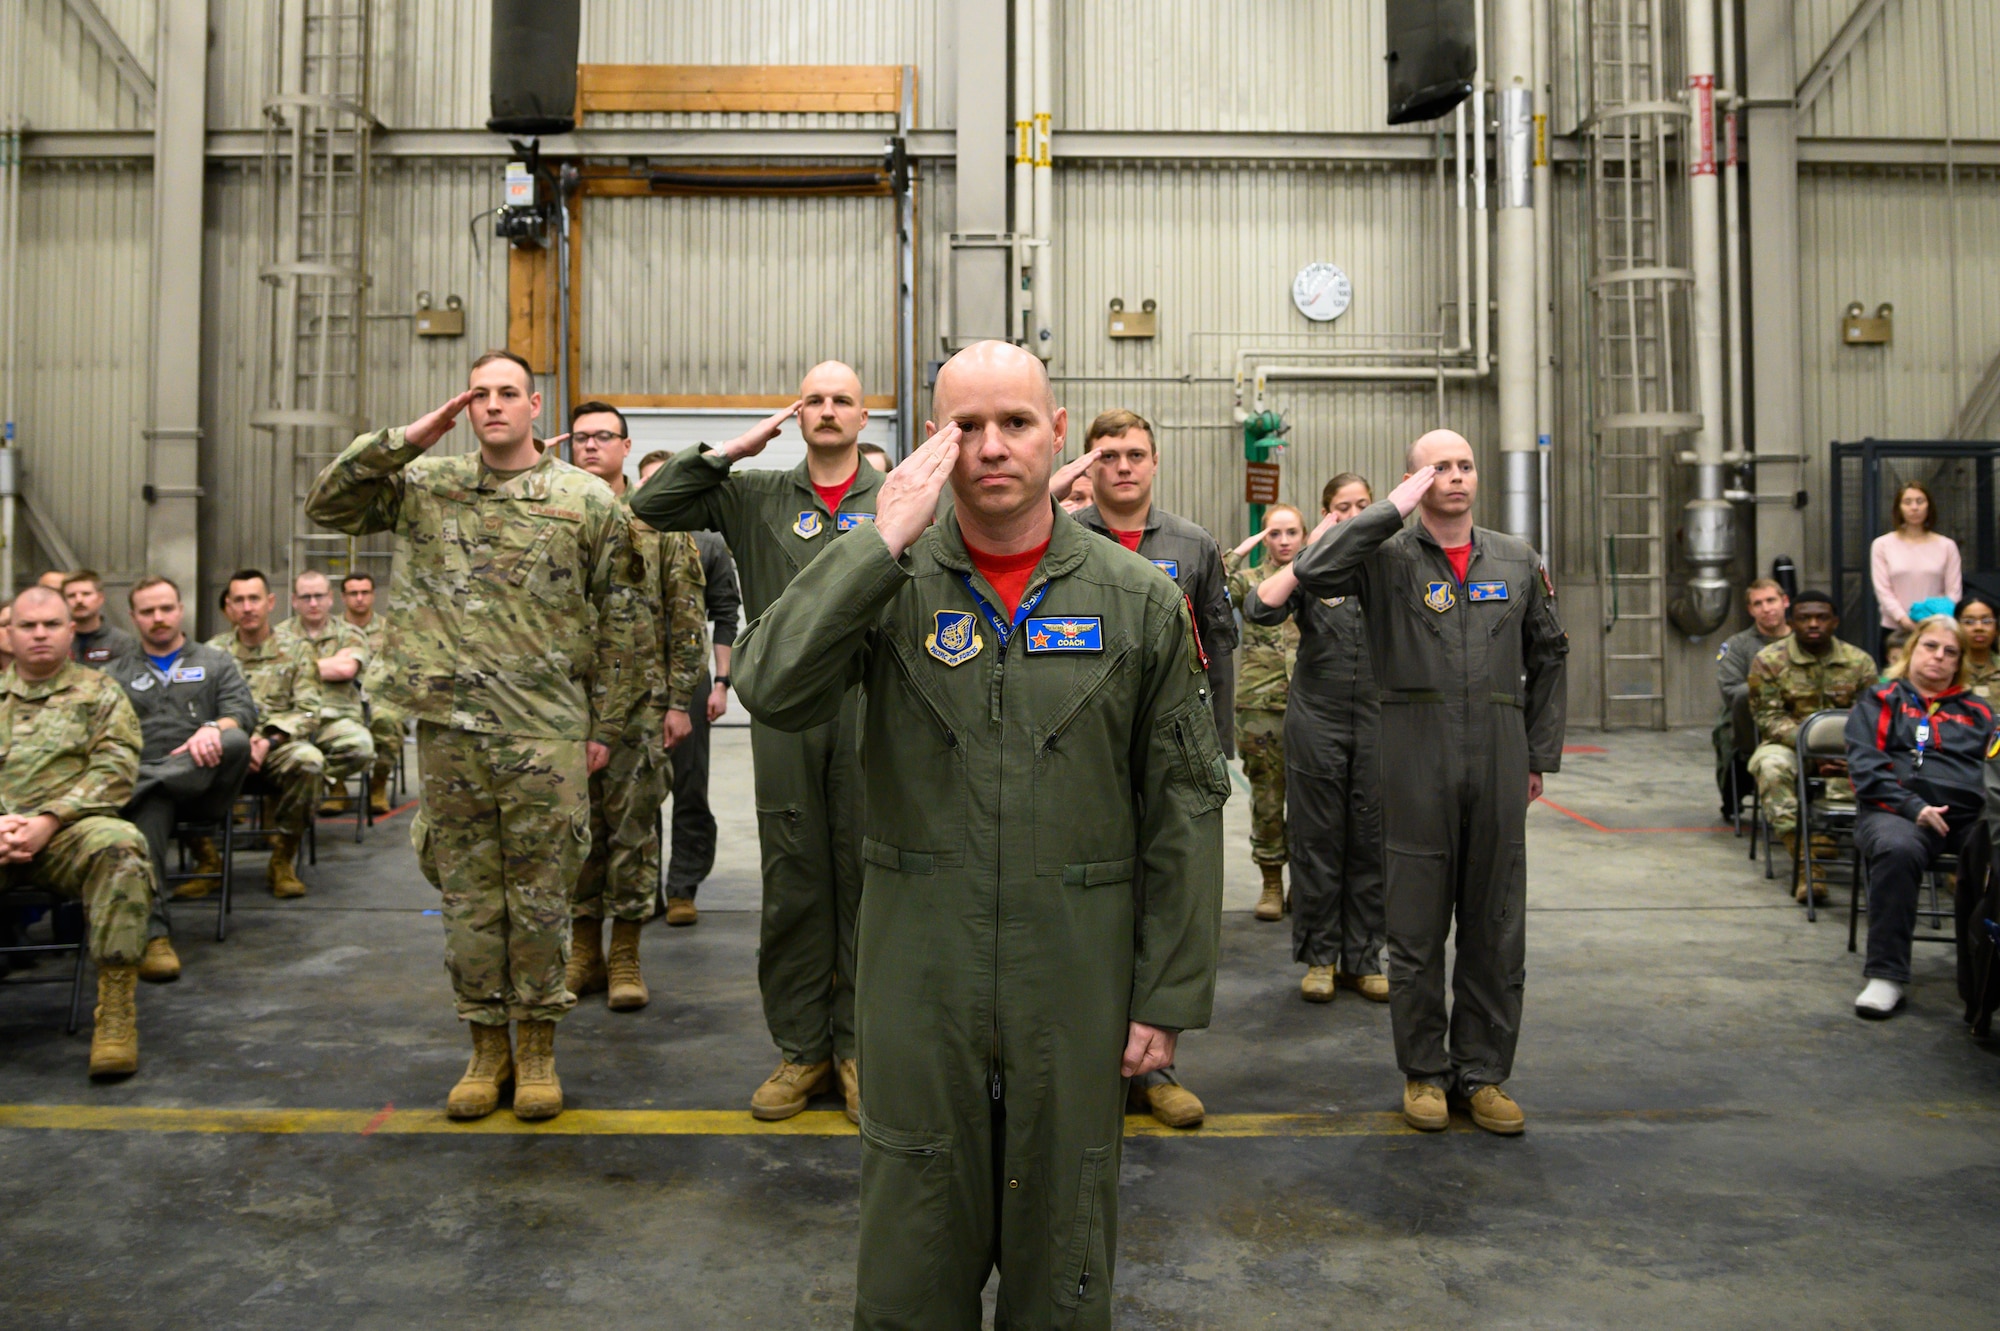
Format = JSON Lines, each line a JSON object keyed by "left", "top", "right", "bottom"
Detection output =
{"left": 1404, "top": 427, "right": 1479, "bottom": 521}
{"left": 800, "top": 361, "right": 868, "bottom": 453}
{"left": 1407, "top": 428, "right": 1473, "bottom": 473}
{"left": 932, "top": 341, "right": 1056, "bottom": 420}
{"left": 13, "top": 585, "right": 66, "bottom": 617}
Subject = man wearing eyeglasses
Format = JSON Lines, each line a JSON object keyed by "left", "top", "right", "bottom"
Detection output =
{"left": 275, "top": 570, "right": 378, "bottom": 818}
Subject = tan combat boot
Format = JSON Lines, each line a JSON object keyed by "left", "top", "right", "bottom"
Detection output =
{"left": 750, "top": 1060, "right": 832, "bottom": 1121}
{"left": 172, "top": 837, "right": 223, "bottom": 899}
{"left": 267, "top": 835, "right": 306, "bottom": 898}
{"left": 1402, "top": 1080, "right": 1448, "bottom": 1132}
{"left": 566, "top": 916, "right": 607, "bottom": 998}
{"left": 1129, "top": 1073, "right": 1204, "bottom": 1128}
{"left": 317, "top": 782, "right": 349, "bottom": 817}
{"left": 138, "top": 937, "right": 181, "bottom": 984}
{"left": 1300, "top": 965, "right": 1336, "bottom": 1003}
{"left": 446, "top": 1022, "right": 514, "bottom": 1120}
{"left": 89, "top": 964, "right": 140, "bottom": 1080}
{"left": 1254, "top": 864, "right": 1285, "bottom": 922}
{"left": 1463, "top": 1085, "right": 1526, "bottom": 1136}
{"left": 1339, "top": 972, "right": 1391, "bottom": 1003}
{"left": 606, "top": 919, "right": 648, "bottom": 1011}
{"left": 663, "top": 896, "right": 698, "bottom": 927}
{"left": 837, "top": 1057, "right": 861, "bottom": 1125}
{"left": 512, "top": 1020, "right": 564, "bottom": 1121}
{"left": 368, "top": 772, "right": 392, "bottom": 816}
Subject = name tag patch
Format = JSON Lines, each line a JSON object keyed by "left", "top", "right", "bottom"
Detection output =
{"left": 837, "top": 512, "right": 874, "bottom": 531}
{"left": 926, "top": 610, "right": 983, "bottom": 666}
{"left": 1424, "top": 582, "right": 1456, "bottom": 613}
{"left": 1150, "top": 559, "right": 1180, "bottom": 579}
{"left": 793, "top": 511, "right": 823, "bottom": 538}
{"left": 1321, "top": 596, "right": 1347, "bottom": 607}
{"left": 84, "top": 648, "right": 113, "bottom": 663}
{"left": 170, "top": 666, "right": 206, "bottom": 683}
{"left": 1025, "top": 617, "right": 1104, "bottom": 653}
{"left": 1468, "top": 581, "right": 1510, "bottom": 602}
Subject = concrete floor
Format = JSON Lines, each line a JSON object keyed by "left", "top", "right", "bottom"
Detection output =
{"left": 1, "top": 725, "right": 1995, "bottom": 1328}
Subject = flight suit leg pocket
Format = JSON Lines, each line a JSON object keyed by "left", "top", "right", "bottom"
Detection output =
{"left": 1053, "top": 1141, "right": 1116, "bottom": 1315}
{"left": 855, "top": 1118, "right": 956, "bottom": 1319}
{"left": 1383, "top": 845, "right": 1451, "bottom": 943}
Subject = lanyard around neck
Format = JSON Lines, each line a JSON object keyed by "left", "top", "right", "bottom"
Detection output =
{"left": 957, "top": 572, "right": 1051, "bottom": 650}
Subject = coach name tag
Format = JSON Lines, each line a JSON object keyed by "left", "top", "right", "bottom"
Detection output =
{"left": 169, "top": 666, "right": 207, "bottom": 683}
{"left": 1468, "top": 581, "right": 1510, "bottom": 602}
{"left": 837, "top": 512, "right": 875, "bottom": 531}
{"left": 1025, "top": 617, "right": 1104, "bottom": 653}
{"left": 1150, "top": 559, "right": 1180, "bottom": 579}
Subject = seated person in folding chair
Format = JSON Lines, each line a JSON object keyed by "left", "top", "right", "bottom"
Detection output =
{"left": 274, "top": 570, "right": 376, "bottom": 818}
{"left": 210, "top": 569, "right": 325, "bottom": 899}
{"left": 0, "top": 586, "right": 159, "bottom": 1079}
{"left": 341, "top": 571, "right": 402, "bottom": 815}
{"left": 1747, "top": 589, "right": 1877, "bottom": 902}
{"left": 1846, "top": 614, "right": 1993, "bottom": 1019}
{"left": 1713, "top": 579, "right": 1790, "bottom": 821}
{"left": 106, "top": 576, "right": 258, "bottom": 982}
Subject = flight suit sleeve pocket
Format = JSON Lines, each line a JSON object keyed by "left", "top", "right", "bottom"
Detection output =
{"left": 856, "top": 1119, "right": 955, "bottom": 1318}
{"left": 1061, "top": 858, "right": 1136, "bottom": 887}
{"left": 1163, "top": 699, "right": 1232, "bottom": 816}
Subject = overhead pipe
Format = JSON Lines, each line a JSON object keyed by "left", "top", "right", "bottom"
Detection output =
{"left": 1670, "top": 0, "right": 1734, "bottom": 637}
{"left": 1029, "top": 0, "right": 1053, "bottom": 358}
{"left": 1012, "top": 0, "right": 1033, "bottom": 346}
{"left": 1495, "top": 0, "right": 1538, "bottom": 547}
{"left": 1, "top": 0, "right": 20, "bottom": 600}
{"left": 1719, "top": 0, "right": 1746, "bottom": 466}
{"left": 1532, "top": 0, "right": 1555, "bottom": 554}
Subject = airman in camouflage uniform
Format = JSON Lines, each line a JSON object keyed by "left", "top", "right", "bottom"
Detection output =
{"left": 212, "top": 570, "right": 326, "bottom": 899}
{"left": 1746, "top": 590, "right": 1877, "bottom": 898}
{"left": 1224, "top": 543, "right": 1298, "bottom": 920}
{"left": 274, "top": 572, "right": 377, "bottom": 813}
{"left": 305, "top": 352, "right": 641, "bottom": 1123}
{"left": 342, "top": 571, "right": 404, "bottom": 815}
{"left": 567, "top": 400, "right": 708, "bottom": 1013}
{"left": 1, "top": 586, "right": 157, "bottom": 1079}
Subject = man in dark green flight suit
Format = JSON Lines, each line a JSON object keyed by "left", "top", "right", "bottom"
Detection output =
{"left": 630, "top": 361, "right": 886, "bottom": 1122}
{"left": 1288, "top": 429, "right": 1568, "bottom": 1137}
{"left": 736, "top": 340, "right": 1224, "bottom": 1330}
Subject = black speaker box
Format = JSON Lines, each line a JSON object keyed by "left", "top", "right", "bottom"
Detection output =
{"left": 1385, "top": 0, "right": 1478, "bottom": 125}
{"left": 488, "top": 0, "right": 582, "bottom": 138}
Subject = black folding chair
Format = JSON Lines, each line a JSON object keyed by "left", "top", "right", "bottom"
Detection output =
{"left": 0, "top": 887, "right": 90, "bottom": 1034}
{"left": 162, "top": 812, "right": 237, "bottom": 942}
{"left": 1794, "top": 708, "right": 1857, "bottom": 923}
{"left": 1850, "top": 850, "right": 1960, "bottom": 952}
{"left": 1729, "top": 694, "right": 1762, "bottom": 853}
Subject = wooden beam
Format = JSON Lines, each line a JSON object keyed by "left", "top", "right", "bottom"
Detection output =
{"left": 580, "top": 164, "right": 893, "bottom": 199}
{"left": 596, "top": 394, "right": 898, "bottom": 411}
{"left": 576, "top": 65, "right": 903, "bottom": 118}
{"left": 506, "top": 242, "right": 557, "bottom": 373}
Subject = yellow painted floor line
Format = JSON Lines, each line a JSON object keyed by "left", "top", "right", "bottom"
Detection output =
{"left": 0, "top": 1104, "right": 1756, "bottom": 1139}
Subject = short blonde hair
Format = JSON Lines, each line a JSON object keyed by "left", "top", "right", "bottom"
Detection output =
{"left": 1885, "top": 615, "right": 1970, "bottom": 691}
{"left": 1086, "top": 408, "right": 1154, "bottom": 450}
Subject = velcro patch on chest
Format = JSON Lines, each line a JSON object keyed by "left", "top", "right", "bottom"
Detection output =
{"left": 837, "top": 512, "right": 874, "bottom": 531}
{"left": 1424, "top": 581, "right": 1456, "bottom": 613}
{"left": 926, "top": 610, "right": 983, "bottom": 665}
{"left": 169, "top": 666, "right": 206, "bottom": 683}
{"left": 1468, "top": 580, "right": 1510, "bottom": 602}
{"left": 794, "top": 511, "right": 824, "bottom": 538}
{"left": 528, "top": 504, "right": 584, "bottom": 523}
{"left": 1151, "top": 559, "right": 1180, "bottom": 579}
{"left": 1025, "top": 617, "right": 1104, "bottom": 653}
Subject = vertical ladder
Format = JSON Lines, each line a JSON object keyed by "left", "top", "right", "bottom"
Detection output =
{"left": 1585, "top": 0, "right": 1696, "bottom": 729}
{"left": 252, "top": 0, "right": 378, "bottom": 589}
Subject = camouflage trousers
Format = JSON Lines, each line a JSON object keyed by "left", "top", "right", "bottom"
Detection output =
{"left": 1237, "top": 708, "right": 1288, "bottom": 867}
{"left": 316, "top": 716, "right": 376, "bottom": 787}
{"left": 369, "top": 705, "right": 405, "bottom": 784}
{"left": 248, "top": 735, "right": 325, "bottom": 835}
{"left": 1748, "top": 742, "right": 1852, "bottom": 837}
{"left": 575, "top": 727, "right": 666, "bottom": 922}
{"left": 411, "top": 722, "right": 588, "bottom": 1025}
{"left": 2, "top": 816, "right": 156, "bottom": 965}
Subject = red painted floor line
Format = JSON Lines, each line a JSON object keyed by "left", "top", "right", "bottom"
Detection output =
{"left": 1535, "top": 797, "right": 1730, "bottom": 835}
{"left": 360, "top": 1102, "right": 395, "bottom": 1136}
{"left": 1562, "top": 744, "right": 1609, "bottom": 755}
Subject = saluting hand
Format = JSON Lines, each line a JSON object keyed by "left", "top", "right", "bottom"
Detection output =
{"left": 403, "top": 390, "right": 478, "bottom": 451}
{"left": 1230, "top": 529, "right": 1268, "bottom": 559}
{"left": 718, "top": 401, "right": 801, "bottom": 463}
{"left": 876, "top": 425, "right": 961, "bottom": 560}
{"left": 1303, "top": 508, "right": 1341, "bottom": 546}
{"left": 1048, "top": 447, "right": 1105, "bottom": 502}
{"left": 1386, "top": 464, "right": 1438, "bottom": 518}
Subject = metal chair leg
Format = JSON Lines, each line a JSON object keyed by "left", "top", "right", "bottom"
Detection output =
{"left": 66, "top": 944, "right": 87, "bottom": 1036}
{"left": 1849, "top": 850, "right": 1864, "bottom": 952}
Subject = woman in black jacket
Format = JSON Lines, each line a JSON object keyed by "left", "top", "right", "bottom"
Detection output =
{"left": 1845, "top": 615, "right": 1995, "bottom": 1018}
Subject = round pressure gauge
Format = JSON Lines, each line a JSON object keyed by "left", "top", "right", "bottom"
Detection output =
{"left": 1292, "top": 263, "right": 1352, "bottom": 323}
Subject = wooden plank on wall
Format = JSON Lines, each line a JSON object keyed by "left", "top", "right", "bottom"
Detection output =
{"left": 580, "top": 164, "right": 892, "bottom": 199}
{"left": 507, "top": 242, "right": 556, "bottom": 373}
{"left": 576, "top": 65, "right": 903, "bottom": 117}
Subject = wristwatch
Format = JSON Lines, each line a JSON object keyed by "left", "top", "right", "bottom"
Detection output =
{"left": 713, "top": 675, "right": 732, "bottom": 689}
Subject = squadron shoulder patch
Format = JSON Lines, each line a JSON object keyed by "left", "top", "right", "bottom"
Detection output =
{"left": 793, "top": 511, "right": 824, "bottom": 538}
{"left": 1987, "top": 731, "right": 2000, "bottom": 761}
{"left": 1024, "top": 617, "right": 1104, "bottom": 653}
{"left": 1321, "top": 596, "right": 1347, "bottom": 607}
{"left": 1468, "top": 580, "right": 1510, "bottom": 602}
{"left": 1425, "top": 581, "right": 1456, "bottom": 613}
{"left": 926, "top": 610, "right": 983, "bottom": 666}
{"left": 836, "top": 512, "right": 875, "bottom": 531}
{"left": 1540, "top": 566, "right": 1557, "bottom": 599}
{"left": 1151, "top": 558, "right": 1181, "bottom": 579}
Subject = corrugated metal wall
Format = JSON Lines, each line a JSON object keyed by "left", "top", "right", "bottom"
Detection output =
{"left": 1795, "top": 0, "right": 2000, "bottom": 140}
{"left": 19, "top": 0, "right": 153, "bottom": 131}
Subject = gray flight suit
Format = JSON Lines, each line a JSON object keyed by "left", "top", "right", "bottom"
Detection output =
{"left": 1245, "top": 584, "right": 1385, "bottom": 975}
{"left": 735, "top": 503, "right": 1224, "bottom": 1330}
{"left": 102, "top": 641, "right": 260, "bottom": 939}
{"left": 1290, "top": 502, "right": 1568, "bottom": 1092}
{"left": 666, "top": 530, "right": 741, "bottom": 901}
{"left": 72, "top": 622, "right": 139, "bottom": 668}
{"left": 1712, "top": 624, "right": 1788, "bottom": 815}
{"left": 631, "top": 446, "right": 887, "bottom": 1066}
{"left": 1072, "top": 503, "right": 1238, "bottom": 757}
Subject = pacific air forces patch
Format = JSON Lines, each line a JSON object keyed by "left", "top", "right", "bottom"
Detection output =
{"left": 1425, "top": 581, "right": 1456, "bottom": 613}
{"left": 927, "top": 610, "right": 983, "bottom": 666}
{"left": 794, "top": 511, "right": 824, "bottom": 538}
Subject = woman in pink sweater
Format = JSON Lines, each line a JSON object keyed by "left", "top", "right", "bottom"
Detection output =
{"left": 1871, "top": 482, "right": 1962, "bottom": 653}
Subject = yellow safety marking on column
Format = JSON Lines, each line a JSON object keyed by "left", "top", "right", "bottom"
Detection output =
{"left": 0, "top": 1104, "right": 1758, "bottom": 1139}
